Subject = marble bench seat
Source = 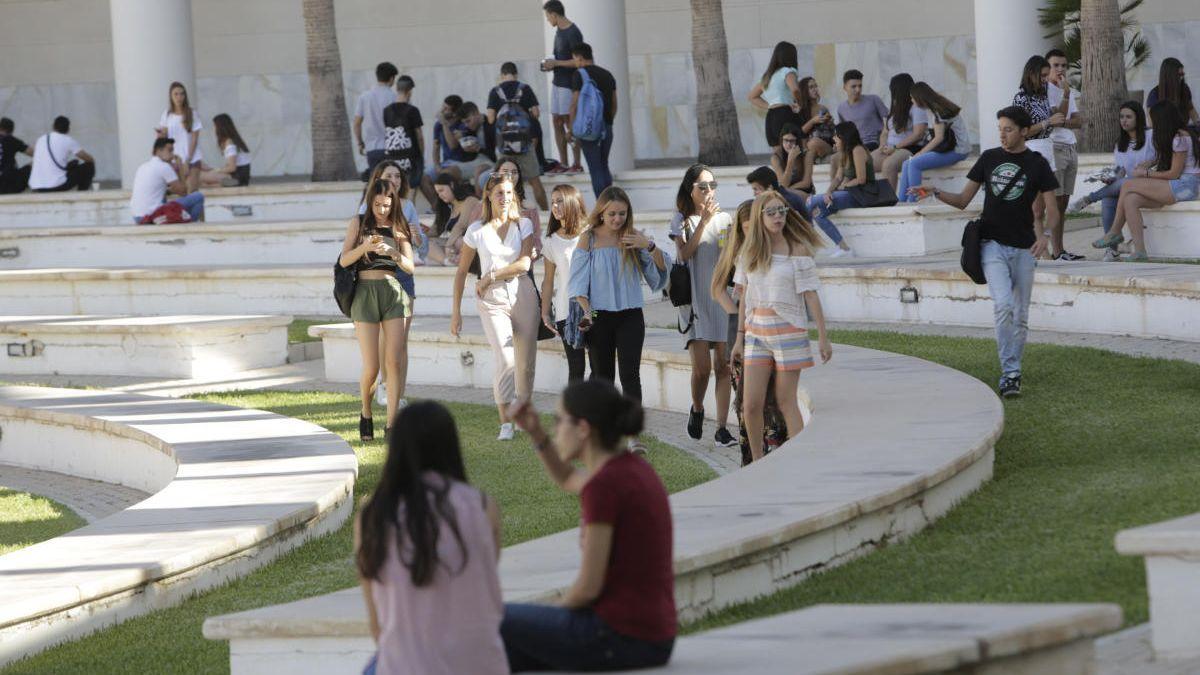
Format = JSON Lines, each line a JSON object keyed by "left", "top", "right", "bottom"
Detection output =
{"left": 203, "top": 341, "right": 1004, "bottom": 673}
{"left": 1115, "top": 513, "right": 1200, "bottom": 661}
{"left": 0, "top": 385, "right": 358, "bottom": 666}
{"left": 0, "top": 314, "right": 290, "bottom": 378}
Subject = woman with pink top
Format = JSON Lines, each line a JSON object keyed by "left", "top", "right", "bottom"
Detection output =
{"left": 355, "top": 401, "right": 507, "bottom": 675}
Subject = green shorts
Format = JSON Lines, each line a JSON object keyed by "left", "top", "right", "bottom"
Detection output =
{"left": 350, "top": 277, "right": 412, "bottom": 323}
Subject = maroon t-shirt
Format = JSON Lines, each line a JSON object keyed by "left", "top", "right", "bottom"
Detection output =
{"left": 580, "top": 451, "right": 676, "bottom": 642}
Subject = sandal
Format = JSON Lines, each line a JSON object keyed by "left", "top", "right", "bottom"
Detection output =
{"left": 359, "top": 415, "right": 374, "bottom": 442}
{"left": 1092, "top": 231, "right": 1124, "bottom": 249}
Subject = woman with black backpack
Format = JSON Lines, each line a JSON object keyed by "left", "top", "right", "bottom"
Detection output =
{"left": 896, "top": 82, "right": 971, "bottom": 202}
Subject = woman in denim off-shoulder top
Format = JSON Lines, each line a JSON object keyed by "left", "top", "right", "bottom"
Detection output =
{"left": 731, "top": 191, "right": 832, "bottom": 462}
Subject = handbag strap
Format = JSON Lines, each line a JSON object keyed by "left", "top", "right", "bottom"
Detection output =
{"left": 44, "top": 134, "right": 67, "bottom": 172}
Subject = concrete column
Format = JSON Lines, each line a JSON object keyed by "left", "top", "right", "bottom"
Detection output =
{"left": 543, "top": 0, "right": 635, "bottom": 173}
{"left": 110, "top": 0, "right": 196, "bottom": 188}
{"left": 973, "top": 0, "right": 1054, "bottom": 150}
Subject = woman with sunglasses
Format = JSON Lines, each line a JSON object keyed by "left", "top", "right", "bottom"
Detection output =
{"left": 669, "top": 164, "right": 736, "bottom": 449}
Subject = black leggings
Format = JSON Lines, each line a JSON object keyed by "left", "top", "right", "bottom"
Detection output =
{"left": 556, "top": 320, "right": 588, "bottom": 384}
{"left": 586, "top": 308, "right": 645, "bottom": 401}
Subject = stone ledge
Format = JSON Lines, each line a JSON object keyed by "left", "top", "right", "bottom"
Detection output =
{"left": 1116, "top": 513, "right": 1200, "bottom": 556}
{"left": 1115, "top": 512, "right": 1200, "bottom": 661}
{"left": 0, "top": 385, "right": 358, "bottom": 666}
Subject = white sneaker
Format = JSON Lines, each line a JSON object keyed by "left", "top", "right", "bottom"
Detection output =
{"left": 1102, "top": 249, "right": 1121, "bottom": 262}
{"left": 829, "top": 247, "right": 854, "bottom": 258}
{"left": 497, "top": 423, "right": 515, "bottom": 441}
{"left": 374, "top": 379, "right": 387, "bottom": 406}
{"left": 1068, "top": 197, "right": 1090, "bottom": 214}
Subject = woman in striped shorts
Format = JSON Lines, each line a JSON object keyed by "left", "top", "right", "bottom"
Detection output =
{"left": 731, "top": 190, "right": 832, "bottom": 461}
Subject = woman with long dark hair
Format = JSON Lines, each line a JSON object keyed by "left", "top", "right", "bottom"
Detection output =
{"left": 568, "top": 186, "right": 670, "bottom": 454}
{"left": 1069, "top": 101, "right": 1155, "bottom": 261}
{"left": 503, "top": 380, "right": 675, "bottom": 671}
{"left": 1146, "top": 57, "right": 1199, "bottom": 129}
{"left": 427, "top": 172, "right": 480, "bottom": 266}
{"left": 670, "top": 164, "right": 735, "bottom": 448}
{"left": 897, "top": 82, "right": 971, "bottom": 202}
{"left": 793, "top": 77, "right": 836, "bottom": 192}
{"left": 356, "top": 401, "right": 507, "bottom": 675}
{"left": 748, "top": 41, "right": 805, "bottom": 152}
{"left": 541, "top": 184, "right": 590, "bottom": 383}
{"left": 200, "top": 113, "right": 251, "bottom": 187}
{"left": 804, "top": 121, "right": 865, "bottom": 257}
{"left": 339, "top": 178, "right": 416, "bottom": 441}
{"left": 872, "top": 73, "right": 929, "bottom": 191}
{"left": 451, "top": 174, "right": 539, "bottom": 440}
{"left": 156, "top": 81, "right": 204, "bottom": 193}
{"left": 1093, "top": 101, "right": 1200, "bottom": 260}
{"left": 769, "top": 123, "right": 808, "bottom": 192}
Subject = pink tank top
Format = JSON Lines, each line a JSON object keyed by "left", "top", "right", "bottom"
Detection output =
{"left": 370, "top": 476, "right": 507, "bottom": 675}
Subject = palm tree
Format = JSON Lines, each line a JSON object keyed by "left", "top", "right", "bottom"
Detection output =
{"left": 1078, "top": 0, "right": 1130, "bottom": 151}
{"left": 302, "top": 0, "right": 357, "bottom": 181}
{"left": 690, "top": 0, "right": 746, "bottom": 166}
{"left": 1038, "top": 0, "right": 1150, "bottom": 80}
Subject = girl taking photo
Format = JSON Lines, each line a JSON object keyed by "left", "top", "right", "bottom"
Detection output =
{"left": 733, "top": 191, "right": 832, "bottom": 461}
{"left": 541, "top": 184, "right": 590, "bottom": 383}
{"left": 792, "top": 76, "right": 836, "bottom": 193}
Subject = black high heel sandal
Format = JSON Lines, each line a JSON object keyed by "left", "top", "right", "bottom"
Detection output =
{"left": 360, "top": 415, "right": 374, "bottom": 442}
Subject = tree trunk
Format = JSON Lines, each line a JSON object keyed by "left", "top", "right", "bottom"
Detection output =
{"left": 302, "top": 0, "right": 357, "bottom": 181}
{"left": 690, "top": 0, "right": 746, "bottom": 166}
{"left": 1078, "top": 0, "right": 1127, "bottom": 152}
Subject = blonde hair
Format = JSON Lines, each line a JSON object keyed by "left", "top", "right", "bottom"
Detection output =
{"left": 587, "top": 186, "right": 639, "bottom": 272}
{"left": 710, "top": 199, "right": 754, "bottom": 300}
{"left": 481, "top": 173, "right": 522, "bottom": 224}
{"left": 741, "top": 191, "right": 823, "bottom": 274}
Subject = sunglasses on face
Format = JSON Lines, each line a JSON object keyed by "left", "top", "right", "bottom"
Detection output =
{"left": 762, "top": 206, "right": 789, "bottom": 217}
{"left": 694, "top": 181, "right": 718, "bottom": 192}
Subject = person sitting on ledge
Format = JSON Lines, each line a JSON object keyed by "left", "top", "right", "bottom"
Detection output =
{"left": 355, "top": 401, "right": 508, "bottom": 675}
{"left": 503, "top": 380, "right": 676, "bottom": 672}
{"left": 130, "top": 137, "right": 204, "bottom": 223}
{"left": 29, "top": 116, "right": 95, "bottom": 192}
{"left": 747, "top": 165, "right": 810, "bottom": 219}
{"left": 0, "top": 117, "right": 34, "bottom": 194}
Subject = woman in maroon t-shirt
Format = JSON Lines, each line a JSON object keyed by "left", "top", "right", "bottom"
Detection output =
{"left": 504, "top": 380, "right": 676, "bottom": 671}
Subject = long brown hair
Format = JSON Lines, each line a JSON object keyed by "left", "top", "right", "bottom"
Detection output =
{"left": 760, "top": 41, "right": 799, "bottom": 86}
{"left": 888, "top": 73, "right": 915, "bottom": 133}
{"left": 797, "top": 76, "right": 821, "bottom": 118}
{"left": 710, "top": 199, "right": 754, "bottom": 301}
{"left": 212, "top": 113, "right": 249, "bottom": 153}
{"left": 587, "top": 186, "right": 639, "bottom": 272}
{"left": 741, "top": 191, "right": 823, "bottom": 274}
{"left": 1018, "top": 56, "right": 1049, "bottom": 97}
{"left": 910, "top": 82, "right": 962, "bottom": 120}
{"left": 357, "top": 178, "right": 409, "bottom": 247}
{"left": 547, "top": 184, "right": 587, "bottom": 238}
{"left": 168, "top": 82, "right": 194, "bottom": 133}
{"left": 480, "top": 173, "right": 521, "bottom": 225}
{"left": 1157, "top": 57, "right": 1194, "bottom": 118}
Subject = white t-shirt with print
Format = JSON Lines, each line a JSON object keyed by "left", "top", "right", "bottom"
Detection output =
{"left": 159, "top": 109, "right": 204, "bottom": 163}
{"left": 463, "top": 218, "right": 533, "bottom": 295}
{"left": 1046, "top": 83, "right": 1080, "bottom": 145}
{"left": 542, "top": 232, "right": 582, "bottom": 322}
{"left": 130, "top": 156, "right": 180, "bottom": 218}
{"left": 28, "top": 132, "right": 82, "bottom": 189}
{"left": 222, "top": 141, "right": 252, "bottom": 167}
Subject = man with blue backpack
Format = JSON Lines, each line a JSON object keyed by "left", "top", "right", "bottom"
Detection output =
{"left": 568, "top": 42, "right": 617, "bottom": 198}
{"left": 486, "top": 62, "right": 548, "bottom": 210}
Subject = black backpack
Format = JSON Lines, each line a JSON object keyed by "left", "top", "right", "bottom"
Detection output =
{"left": 496, "top": 83, "right": 534, "bottom": 155}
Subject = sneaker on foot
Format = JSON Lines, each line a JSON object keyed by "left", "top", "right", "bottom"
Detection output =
{"left": 1055, "top": 251, "right": 1086, "bottom": 261}
{"left": 568, "top": 164, "right": 584, "bottom": 174}
{"left": 686, "top": 407, "right": 704, "bottom": 440}
{"left": 829, "top": 247, "right": 854, "bottom": 258}
{"left": 713, "top": 427, "right": 737, "bottom": 448}
{"left": 1067, "top": 196, "right": 1090, "bottom": 214}
{"left": 1102, "top": 248, "right": 1121, "bottom": 262}
{"left": 998, "top": 375, "right": 1022, "bottom": 398}
{"left": 374, "top": 379, "right": 387, "bottom": 406}
{"left": 497, "top": 423, "right": 514, "bottom": 441}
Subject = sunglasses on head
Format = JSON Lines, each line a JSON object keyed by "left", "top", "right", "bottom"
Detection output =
{"left": 762, "top": 205, "right": 789, "bottom": 217}
{"left": 694, "top": 181, "right": 718, "bottom": 192}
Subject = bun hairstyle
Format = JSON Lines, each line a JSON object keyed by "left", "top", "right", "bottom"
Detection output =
{"left": 561, "top": 380, "right": 645, "bottom": 451}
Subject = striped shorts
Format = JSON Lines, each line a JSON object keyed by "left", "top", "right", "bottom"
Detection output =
{"left": 744, "top": 308, "right": 813, "bottom": 372}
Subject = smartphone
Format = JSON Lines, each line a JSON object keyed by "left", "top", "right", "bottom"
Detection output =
{"left": 578, "top": 316, "right": 593, "bottom": 332}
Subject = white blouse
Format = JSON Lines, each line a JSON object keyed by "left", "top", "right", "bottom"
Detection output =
{"left": 542, "top": 232, "right": 582, "bottom": 322}
{"left": 734, "top": 254, "right": 821, "bottom": 329}
{"left": 463, "top": 217, "right": 534, "bottom": 294}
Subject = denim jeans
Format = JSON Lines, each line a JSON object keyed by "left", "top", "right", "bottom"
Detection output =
{"left": 1086, "top": 177, "right": 1125, "bottom": 233}
{"left": 898, "top": 151, "right": 968, "bottom": 202}
{"left": 806, "top": 191, "right": 856, "bottom": 245}
{"left": 580, "top": 124, "right": 614, "bottom": 198}
{"left": 981, "top": 240, "right": 1035, "bottom": 379}
{"left": 174, "top": 192, "right": 205, "bottom": 222}
{"left": 501, "top": 603, "right": 674, "bottom": 672}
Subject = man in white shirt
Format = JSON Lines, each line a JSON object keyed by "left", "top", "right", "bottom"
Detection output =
{"left": 29, "top": 116, "right": 95, "bottom": 192}
{"left": 1046, "top": 48, "right": 1085, "bottom": 261}
{"left": 130, "top": 138, "right": 204, "bottom": 223}
{"left": 354, "top": 62, "right": 399, "bottom": 179}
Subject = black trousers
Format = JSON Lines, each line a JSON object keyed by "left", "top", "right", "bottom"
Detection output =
{"left": 33, "top": 160, "right": 94, "bottom": 192}
{"left": 0, "top": 165, "right": 31, "bottom": 194}
{"left": 555, "top": 320, "right": 588, "bottom": 384}
{"left": 586, "top": 308, "right": 645, "bottom": 402}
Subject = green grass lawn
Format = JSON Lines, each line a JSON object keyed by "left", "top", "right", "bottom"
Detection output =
{"left": 7, "top": 392, "right": 715, "bottom": 675}
{"left": 0, "top": 489, "right": 85, "bottom": 556}
{"left": 686, "top": 330, "right": 1200, "bottom": 634}
{"left": 288, "top": 318, "right": 337, "bottom": 344}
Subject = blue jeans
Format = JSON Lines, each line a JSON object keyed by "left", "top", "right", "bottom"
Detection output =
{"left": 898, "top": 151, "right": 968, "bottom": 202}
{"left": 580, "top": 124, "right": 614, "bottom": 198}
{"left": 501, "top": 603, "right": 674, "bottom": 672}
{"left": 806, "top": 192, "right": 855, "bottom": 245}
{"left": 981, "top": 240, "right": 1035, "bottom": 379}
{"left": 136, "top": 192, "right": 205, "bottom": 223}
{"left": 1085, "top": 178, "right": 1125, "bottom": 233}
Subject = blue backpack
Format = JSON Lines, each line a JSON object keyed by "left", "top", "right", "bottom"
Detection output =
{"left": 572, "top": 69, "right": 606, "bottom": 143}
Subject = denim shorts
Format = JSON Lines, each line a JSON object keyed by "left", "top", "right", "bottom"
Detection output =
{"left": 1169, "top": 173, "right": 1199, "bottom": 202}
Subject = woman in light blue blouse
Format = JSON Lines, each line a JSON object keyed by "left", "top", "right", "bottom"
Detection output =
{"left": 568, "top": 186, "right": 670, "bottom": 453}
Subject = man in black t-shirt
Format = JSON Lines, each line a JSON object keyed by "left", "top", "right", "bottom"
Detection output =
{"left": 568, "top": 42, "right": 618, "bottom": 198}
{"left": 541, "top": 0, "right": 584, "bottom": 174}
{"left": 0, "top": 117, "right": 33, "bottom": 194}
{"left": 486, "top": 62, "right": 547, "bottom": 209}
{"left": 910, "top": 106, "right": 1059, "bottom": 399}
{"left": 382, "top": 76, "right": 425, "bottom": 194}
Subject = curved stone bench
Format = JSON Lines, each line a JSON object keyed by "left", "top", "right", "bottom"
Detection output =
{"left": 1115, "top": 513, "right": 1200, "bottom": 661}
{"left": 0, "top": 385, "right": 358, "bottom": 667}
{"left": 203, "top": 342, "right": 1004, "bottom": 672}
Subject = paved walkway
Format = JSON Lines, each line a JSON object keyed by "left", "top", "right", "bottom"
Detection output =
{"left": 1096, "top": 624, "right": 1200, "bottom": 675}
{"left": 0, "top": 464, "right": 149, "bottom": 523}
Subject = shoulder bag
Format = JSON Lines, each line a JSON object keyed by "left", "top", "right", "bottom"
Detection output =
{"left": 845, "top": 179, "right": 898, "bottom": 208}
{"left": 667, "top": 218, "right": 696, "bottom": 335}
